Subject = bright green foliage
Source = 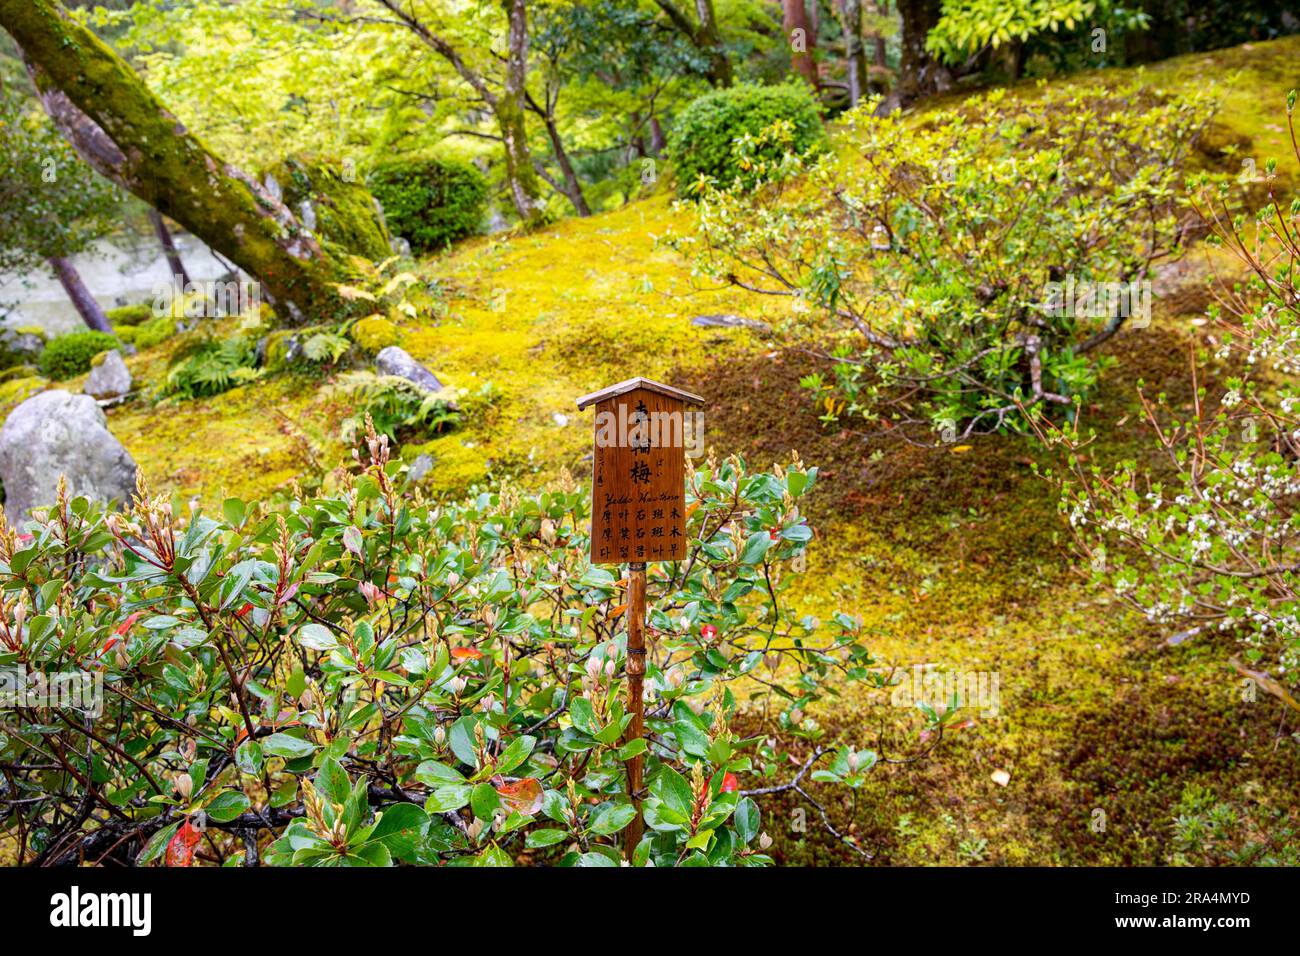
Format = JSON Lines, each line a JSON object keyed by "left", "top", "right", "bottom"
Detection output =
{"left": 1059, "top": 96, "right": 1300, "bottom": 692}
{"left": 116, "top": 314, "right": 178, "bottom": 350}
{"left": 162, "top": 336, "right": 261, "bottom": 399}
{"left": 37, "top": 331, "right": 121, "bottom": 380}
{"left": 0, "top": 83, "right": 122, "bottom": 308}
{"left": 0, "top": 447, "right": 884, "bottom": 866}
{"left": 926, "top": 0, "right": 1146, "bottom": 64}
{"left": 106, "top": 304, "right": 155, "bottom": 327}
{"left": 330, "top": 372, "right": 460, "bottom": 446}
{"left": 668, "top": 83, "right": 827, "bottom": 197}
{"left": 670, "top": 83, "right": 1214, "bottom": 439}
{"left": 368, "top": 156, "right": 488, "bottom": 255}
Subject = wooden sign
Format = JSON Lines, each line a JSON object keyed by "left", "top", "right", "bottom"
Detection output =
{"left": 576, "top": 377, "right": 704, "bottom": 566}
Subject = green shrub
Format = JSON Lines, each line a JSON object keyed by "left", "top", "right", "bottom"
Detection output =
{"left": 0, "top": 449, "right": 898, "bottom": 867}
{"left": 672, "top": 82, "right": 1214, "bottom": 438}
{"left": 368, "top": 155, "right": 487, "bottom": 255}
{"left": 668, "top": 83, "right": 827, "bottom": 196}
{"left": 106, "top": 303, "right": 155, "bottom": 327}
{"left": 162, "top": 336, "right": 260, "bottom": 399}
{"left": 116, "top": 314, "right": 177, "bottom": 350}
{"left": 37, "top": 330, "right": 120, "bottom": 380}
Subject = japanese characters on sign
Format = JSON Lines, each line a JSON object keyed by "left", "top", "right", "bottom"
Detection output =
{"left": 576, "top": 378, "right": 705, "bottom": 566}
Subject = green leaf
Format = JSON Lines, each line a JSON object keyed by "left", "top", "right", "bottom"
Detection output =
{"left": 424, "top": 785, "right": 472, "bottom": 814}
{"left": 739, "top": 531, "right": 774, "bottom": 565}
{"left": 298, "top": 623, "right": 338, "bottom": 652}
{"left": 651, "top": 766, "right": 694, "bottom": 824}
{"left": 369, "top": 803, "right": 430, "bottom": 858}
{"left": 204, "top": 790, "right": 251, "bottom": 823}
{"left": 525, "top": 828, "right": 569, "bottom": 849}
{"left": 470, "top": 782, "right": 500, "bottom": 822}
{"left": 137, "top": 821, "right": 180, "bottom": 865}
{"left": 263, "top": 732, "right": 317, "bottom": 760}
{"left": 734, "top": 797, "right": 760, "bottom": 843}
{"left": 589, "top": 803, "right": 637, "bottom": 836}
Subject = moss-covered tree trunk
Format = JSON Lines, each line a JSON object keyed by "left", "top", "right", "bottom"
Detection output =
{"left": 0, "top": 0, "right": 350, "bottom": 324}
{"left": 500, "top": 0, "right": 546, "bottom": 226}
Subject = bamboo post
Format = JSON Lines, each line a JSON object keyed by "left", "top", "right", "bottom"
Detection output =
{"left": 624, "top": 561, "right": 647, "bottom": 858}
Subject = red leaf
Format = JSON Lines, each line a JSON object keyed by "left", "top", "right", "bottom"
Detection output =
{"left": 701, "top": 624, "right": 718, "bottom": 641}
{"left": 115, "top": 611, "right": 145, "bottom": 636}
{"left": 165, "top": 819, "right": 202, "bottom": 867}
{"left": 234, "top": 602, "right": 254, "bottom": 618}
{"left": 719, "top": 771, "right": 739, "bottom": 794}
{"left": 496, "top": 777, "right": 544, "bottom": 815}
{"left": 451, "top": 646, "right": 484, "bottom": 661}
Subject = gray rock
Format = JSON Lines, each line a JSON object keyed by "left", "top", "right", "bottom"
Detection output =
{"left": 375, "top": 346, "right": 443, "bottom": 392}
{"left": 690, "top": 313, "right": 771, "bottom": 333}
{"left": 84, "top": 350, "right": 132, "bottom": 403}
{"left": 0, "top": 390, "right": 138, "bottom": 522}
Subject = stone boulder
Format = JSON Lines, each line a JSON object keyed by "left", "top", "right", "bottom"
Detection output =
{"left": 84, "top": 350, "right": 132, "bottom": 403}
{"left": 375, "top": 346, "right": 444, "bottom": 393}
{"left": 0, "top": 390, "right": 138, "bottom": 522}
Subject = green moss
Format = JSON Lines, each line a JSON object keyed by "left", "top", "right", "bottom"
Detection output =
{"left": 265, "top": 155, "right": 392, "bottom": 262}
{"left": 106, "top": 303, "right": 154, "bottom": 327}
{"left": 0, "top": 375, "right": 46, "bottom": 412}
{"left": 348, "top": 314, "right": 400, "bottom": 353}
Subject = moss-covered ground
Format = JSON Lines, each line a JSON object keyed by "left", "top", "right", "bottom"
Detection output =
{"left": 8, "top": 35, "right": 1299, "bottom": 865}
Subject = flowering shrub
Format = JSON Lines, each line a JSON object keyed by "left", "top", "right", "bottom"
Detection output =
{"left": 667, "top": 83, "right": 1214, "bottom": 442}
{"left": 0, "top": 433, "right": 891, "bottom": 866}
{"left": 1055, "top": 94, "right": 1300, "bottom": 699}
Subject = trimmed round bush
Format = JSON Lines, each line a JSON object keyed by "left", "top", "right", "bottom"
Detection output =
{"left": 38, "top": 330, "right": 120, "bottom": 381}
{"left": 368, "top": 155, "right": 487, "bottom": 255}
{"left": 668, "top": 82, "right": 827, "bottom": 196}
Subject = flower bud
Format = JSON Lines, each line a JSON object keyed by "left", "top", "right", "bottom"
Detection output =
{"left": 174, "top": 773, "right": 193, "bottom": 800}
{"left": 434, "top": 725, "right": 447, "bottom": 746}
{"left": 759, "top": 832, "right": 773, "bottom": 850}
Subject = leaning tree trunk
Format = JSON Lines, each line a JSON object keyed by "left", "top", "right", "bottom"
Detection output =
{"left": 147, "top": 208, "right": 191, "bottom": 287}
{"left": 783, "top": 0, "right": 819, "bottom": 88}
{"left": 0, "top": 0, "right": 351, "bottom": 324}
{"left": 48, "top": 255, "right": 111, "bottom": 333}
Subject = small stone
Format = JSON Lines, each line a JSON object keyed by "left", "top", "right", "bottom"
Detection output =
{"left": 84, "top": 350, "right": 132, "bottom": 403}
{"left": 690, "top": 313, "right": 771, "bottom": 333}
{"left": 552, "top": 412, "right": 568, "bottom": 427}
{"left": 991, "top": 769, "right": 1011, "bottom": 787}
{"left": 375, "top": 346, "right": 443, "bottom": 393}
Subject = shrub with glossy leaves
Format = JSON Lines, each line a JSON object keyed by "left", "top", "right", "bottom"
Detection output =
{"left": 668, "top": 82, "right": 827, "bottom": 197}
{"left": 0, "top": 440, "right": 893, "bottom": 867}
{"left": 368, "top": 156, "right": 487, "bottom": 255}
